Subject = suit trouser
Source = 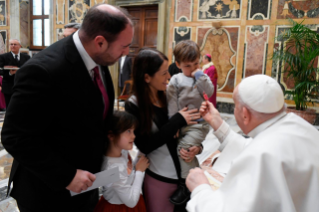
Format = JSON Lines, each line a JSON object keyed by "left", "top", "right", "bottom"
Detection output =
{"left": 4, "top": 93, "right": 11, "bottom": 108}
{"left": 17, "top": 189, "right": 99, "bottom": 212}
{"left": 178, "top": 122, "right": 210, "bottom": 178}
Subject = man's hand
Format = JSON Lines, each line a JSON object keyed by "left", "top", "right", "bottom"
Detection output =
{"left": 66, "top": 169, "right": 96, "bottom": 193}
{"left": 4, "top": 66, "right": 18, "bottom": 76}
{"left": 186, "top": 168, "right": 210, "bottom": 192}
{"left": 9, "top": 70, "right": 17, "bottom": 75}
{"left": 199, "top": 101, "right": 223, "bottom": 131}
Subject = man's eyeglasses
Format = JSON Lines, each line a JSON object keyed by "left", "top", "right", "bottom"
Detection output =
{"left": 10, "top": 44, "right": 19, "bottom": 46}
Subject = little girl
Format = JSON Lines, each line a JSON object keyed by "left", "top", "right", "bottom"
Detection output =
{"left": 94, "top": 111, "right": 149, "bottom": 212}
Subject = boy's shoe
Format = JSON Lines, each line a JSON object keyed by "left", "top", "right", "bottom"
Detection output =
{"left": 169, "top": 182, "right": 191, "bottom": 205}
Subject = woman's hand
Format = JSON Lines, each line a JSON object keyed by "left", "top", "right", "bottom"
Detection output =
{"left": 179, "top": 107, "right": 201, "bottom": 125}
{"left": 135, "top": 156, "right": 150, "bottom": 172}
{"left": 179, "top": 146, "right": 201, "bottom": 163}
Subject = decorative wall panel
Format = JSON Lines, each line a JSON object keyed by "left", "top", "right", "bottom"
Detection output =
{"left": 248, "top": 0, "right": 271, "bottom": 20}
{"left": 277, "top": 0, "right": 319, "bottom": 19}
{"left": 56, "top": 0, "right": 65, "bottom": 24}
{"left": 95, "top": 0, "right": 107, "bottom": 4}
{"left": 0, "top": 30, "right": 6, "bottom": 54}
{"left": 57, "top": 28, "right": 64, "bottom": 41}
{"left": 198, "top": 27, "right": 239, "bottom": 92}
{"left": 0, "top": 0, "right": 6, "bottom": 26}
{"left": 20, "top": 0, "right": 29, "bottom": 48}
{"left": 243, "top": 26, "right": 269, "bottom": 78}
{"left": 175, "top": 0, "right": 192, "bottom": 22}
{"left": 198, "top": 0, "right": 241, "bottom": 20}
{"left": 68, "top": 0, "right": 90, "bottom": 23}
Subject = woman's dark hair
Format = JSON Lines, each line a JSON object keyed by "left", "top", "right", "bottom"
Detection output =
{"left": 204, "top": 55, "right": 212, "bottom": 62}
{"left": 131, "top": 48, "right": 168, "bottom": 135}
{"left": 109, "top": 111, "right": 138, "bottom": 137}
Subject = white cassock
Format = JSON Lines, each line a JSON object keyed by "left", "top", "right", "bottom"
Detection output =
{"left": 187, "top": 112, "right": 319, "bottom": 212}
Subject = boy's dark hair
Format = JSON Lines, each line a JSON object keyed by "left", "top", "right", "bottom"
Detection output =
{"left": 109, "top": 111, "right": 138, "bottom": 137}
{"left": 173, "top": 40, "right": 200, "bottom": 63}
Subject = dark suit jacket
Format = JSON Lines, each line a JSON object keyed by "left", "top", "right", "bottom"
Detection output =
{"left": 1, "top": 35, "right": 114, "bottom": 210}
{"left": 119, "top": 56, "right": 132, "bottom": 88}
{"left": 0, "top": 52, "right": 30, "bottom": 94}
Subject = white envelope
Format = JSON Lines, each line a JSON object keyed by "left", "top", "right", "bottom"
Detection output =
{"left": 70, "top": 167, "right": 120, "bottom": 196}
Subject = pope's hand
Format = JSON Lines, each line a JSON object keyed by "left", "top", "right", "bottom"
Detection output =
{"left": 186, "top": 168, "right": 210, "bottom": 192}
{"left": 199, "top": 101, "right": 223, "bottom": 131}
{"left": 66, "top": 169, "right": 96, "bottom": 193}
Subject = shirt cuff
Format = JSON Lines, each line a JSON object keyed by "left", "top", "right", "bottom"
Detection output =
{"left": 9, "top": 71, "right": 12, "bottom": 76}
{"left": 194, "top": 71, "right": 204, "bottom": 80}
{"left": 213, "top": 120, "right": 231, "bottom": 143}
{"left": 191, "top": 184, "right": 212, "bottom": 199}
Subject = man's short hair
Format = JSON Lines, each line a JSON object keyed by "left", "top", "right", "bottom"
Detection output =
{"left": 64, "top": 23, "right": 81, "bottom": 29}
{"left": 173, "top": 40, "right": 200, "bottom": 63}
{"left": 9, "top": 39, "right": 21, "bottom": 45}
{"left": 81, "top": 5, "right": 132, "bottom": 44}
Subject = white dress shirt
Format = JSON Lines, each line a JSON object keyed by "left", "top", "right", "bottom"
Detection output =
{"left": 11, "top": 52, "right": 20, "bottom": 61}
{"left": 101, "top": 150, "right": 144, "bottom": 208}
{"left": 72, "top": 31, "right": 106, "bottom": 87}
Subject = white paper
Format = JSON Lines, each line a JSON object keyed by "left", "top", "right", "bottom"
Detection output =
{"left": 70, "top": 167, "right": 120, "bottom": 196}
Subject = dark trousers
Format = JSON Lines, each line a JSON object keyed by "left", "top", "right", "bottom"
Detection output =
{"left": 4, "top": 93, "right": 11, "bottom": 108}
{"left": 17, "top": 189, "right": 99, "bottom": 212}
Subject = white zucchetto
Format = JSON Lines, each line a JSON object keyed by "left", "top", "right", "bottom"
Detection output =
{"left": 238, "top": 75, "right": 284, "bottom": 113}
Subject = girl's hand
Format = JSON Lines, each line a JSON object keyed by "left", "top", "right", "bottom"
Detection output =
{"left": 135, "top": 155, "right": 150, "bottom": 172}
{"left": 179, "top": 146, "right": 201, "bottom": 163}
{"left": 179, "top": 107, "right": 201, "bottom": 125}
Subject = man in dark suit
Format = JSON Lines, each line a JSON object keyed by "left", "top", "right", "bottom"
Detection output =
{"left": 0, "top": 39, "right": 30, "bottom": 107}
{"left": 118, "top": 55, "right": 132, "bottom": 92}
{"left": 1, "top": 4, "right": 133, "bottom": 212}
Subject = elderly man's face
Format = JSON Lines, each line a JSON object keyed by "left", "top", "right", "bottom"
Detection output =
{"left": 97, "top": 24, "right": 134, "bottom": 66}
{"left": 9, "top": 40, "right": 21, "bottom": 54}
{"left": 63, "top": 28, "right": 78, "bottom": 38}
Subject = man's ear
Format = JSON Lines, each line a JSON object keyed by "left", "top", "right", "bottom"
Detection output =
{"left": 242, "top": 106, "right": 251, "bottom": 125}
{"left": 94, "top": 36, "right": 108, "bottom": 51}
{"left": 175, "top": 61, "right": 181, "bottom": 69}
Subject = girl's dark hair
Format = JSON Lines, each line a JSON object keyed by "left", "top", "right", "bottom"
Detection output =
{"left": 109, "top": 111, "right": 137, "bottom": 136}
{"left": 131, "top": 48, "right": 168, "bottom": 135}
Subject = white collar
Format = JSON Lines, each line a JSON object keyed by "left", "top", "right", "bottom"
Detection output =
{"left": 11, "top": 51, "right": 20, "bottom": 58}
{"left": 73, "top": 31, "right": 98, "bottom": 72}
{"left": 248, "top": 112, "right": 287, "bottom": 138}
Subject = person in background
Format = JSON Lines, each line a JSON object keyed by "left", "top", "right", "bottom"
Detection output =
{"left": 2, "top": 4, "right": 133, "bottom": 212}
{"left": 0, "top": 38, "right": 30, "bottom": 107}
{"left": 94, "top": 111, "right": 149, "bottom": 212}
{"left": 202, "top": 54, "right": 217, "bottom": 107}
{"left": 125, "top": 48, "right": 200, "bottom": 212}
{"left": 118, "top": 55, "right": 132, "bottom": 92}
{"left": 187, "top": 75, "right": 319, "bottom": 212}
{"left": 63, "top": 23, "right": 81, "bottom": 38}
{"left": 168, "top": 61, "right": 182, "bottom": 79}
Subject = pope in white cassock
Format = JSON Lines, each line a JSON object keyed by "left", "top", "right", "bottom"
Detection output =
{"left": 186, "top": 75, "right": 319, "bottom": 212}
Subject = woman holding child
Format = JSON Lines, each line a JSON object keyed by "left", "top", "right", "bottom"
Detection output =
{"left": 125, "top": 47, "right": 203, "bottom": 212}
